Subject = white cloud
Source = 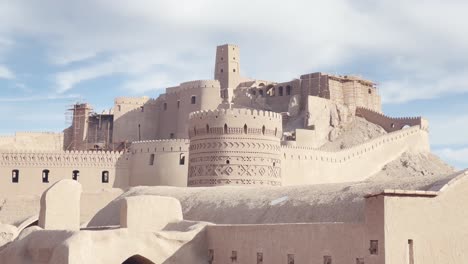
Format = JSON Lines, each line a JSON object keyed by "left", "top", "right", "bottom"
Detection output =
{"left": 0, "top": 65, "right": 14, "bottom": 79}
{"left": 121, "top": 73, "right": 176, "bottom": 94}
{"left": 0, "top": 94, "right": 80, "bottom": 102}
{"left": 435, "top": 147, "right": 468, "bottom": 169}
{"left": 0, "top": 0, "right": 467, "bottom": 98}
{"left": 428, "top": 114, "right": 468, "bottom": 146}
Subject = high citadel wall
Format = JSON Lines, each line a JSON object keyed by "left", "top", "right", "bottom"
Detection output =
{"left": 0, "top": 44, "right": 432, "bottom": 191}
{"left": 0, "top": 150, "right": 130, "bottom": 195}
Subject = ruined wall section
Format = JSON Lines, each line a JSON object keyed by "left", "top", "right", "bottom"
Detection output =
{"left": 113, "top": 97, "right": 159, "bottom": 144}
{"left": 356, "top": 107, "right": 428, "bottom": 133}
{"left": 128, "top": 139, "right": 189, "bottom": 187}
{"left": 0, "top": 150, "right": 130, "bottom": 195}
{"left": 188, "top": 109, "right": 283, "bottom": 187}
{"left": 282, "top": 125, "right": 430, "bottom": 185}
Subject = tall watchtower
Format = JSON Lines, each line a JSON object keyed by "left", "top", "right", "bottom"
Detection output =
{"left": 214, "top": 44, "right": 240, "bottom": 102}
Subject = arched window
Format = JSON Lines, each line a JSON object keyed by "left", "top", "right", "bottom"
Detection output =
{"left": 252, "top": 90, "right": 256, "bottom": 95}
{"left": 72, "top": 170, "right": 79, "bottom": 181}
{"left": 279, "top": 86, "right": 284, "bottom": 96}
{"left": 224, "top": 124, "right": 228, "bottom": 134}
{"left": 163, "top": 102, "right": 167, "bottom": 111}
{"left": 262, "top": 125, "right": 266, "bottom": 135}
{"left": 191, "top": 96, "right": 196, "bottom": 104}
{"left": 244, "top": 124, "right": 248, "bottom": 134}
{"left": 206, "top": 124, "right": 210, "bottom": 133}
{"left": 12, "top": 169, "right": 19, "bottom": 183}
{"left": 179, "top": 153, "right": 185, "bottom": 165}
{"left": 117, "top": 105, "right": 121, "bottom": 111}
{"left": 42, "top": 169, "right": 50, "bottom": 183}
{"left": 140, "top": 106, "right": 144, "bottom": 112}
{"left": 102, "top": 171, "right": 109, "bottom": 183}
{"left": 149, "top": 154, "right": 155, "bottom": 165}
{"left": 193, "top": 127, "right": 197, "bottom": 136}
{"left": 122, "top": 254, "right": 155, "bottom": 264}
{"left": 259, "top": 89, "right": 264, "bottom": 97}
{"left": 286, "top": 85, "right": 292, "bottom": 96}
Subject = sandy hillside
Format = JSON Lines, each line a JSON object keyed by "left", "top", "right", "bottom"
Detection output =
{"left": 320, "top": 117, "right": 388, "bottom": 150}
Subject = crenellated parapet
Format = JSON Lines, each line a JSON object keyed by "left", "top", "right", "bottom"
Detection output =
{"left": 356, "top": 107, "right": 429, "bottom": 132}
{"left": 189, "top": 108, "right": 282, "bottom": 138}
{"left": 0, "top": 150, "right": 127, "bottom": 167}
{"left": 166, "top": 80, "right": 221, "bottom": 94}
{"left": 129, "top": 139, "right": 190, "bottom": 154}
{"left": 114, "top": 96, "right": 158, "bottom": 105}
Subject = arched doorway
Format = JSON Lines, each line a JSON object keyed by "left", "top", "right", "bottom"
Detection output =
{"left": 122, "top": 255, "right": 155, "bottom": 264}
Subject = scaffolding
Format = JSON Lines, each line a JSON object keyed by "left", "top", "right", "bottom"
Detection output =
{"left": 65, "top": 102, "right": 92, "bottom": 151}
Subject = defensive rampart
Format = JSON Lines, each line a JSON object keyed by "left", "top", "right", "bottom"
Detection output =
{"left": 129, "top": 139, "right": 189, "bottom": 187}
{"left": 282, "top": 125, "right": 430, "bottom": 185}
{"left": 356, "top": 107, "right": 428, "bottom": 132}
{"left": 0, "top": 150, "right": 130, "bottom": 195}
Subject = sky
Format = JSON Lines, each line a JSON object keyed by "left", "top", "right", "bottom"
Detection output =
{"left": 0, "top": 0, "right": 467, "bottom": 169}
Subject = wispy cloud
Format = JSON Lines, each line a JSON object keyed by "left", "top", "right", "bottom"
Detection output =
{"left": 0, "top": 65, "right": 14, "bottom": 79}
{"left": 435, "top": 147, "right": 468, "bottom": 169}
{"left": 0, "top": 94, "right": 80, "bottom": 102}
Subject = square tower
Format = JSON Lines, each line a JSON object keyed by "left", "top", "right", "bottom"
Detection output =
{"left": 214, "top": 44, "right": 240, "bottom": 90}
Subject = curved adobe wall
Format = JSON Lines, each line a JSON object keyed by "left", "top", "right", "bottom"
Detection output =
{"left": 282, "top": 126, "right": 430, "bottom": 185}
{"left": 128, "top": 139, "right": 189, "bottom": 187}
{"left": 188, "top": 109, "right": 283, "bottom": 187}
{"left": 0, "top": 150, "right": 129, "bottom": 196}
{"left": 356, "top": 107, "right": 428, "bottom": 132}
{"left": 159, "top": 80, "right": 223, "bottom": 139}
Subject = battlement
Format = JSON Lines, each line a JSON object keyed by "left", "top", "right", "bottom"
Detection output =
{"left": 0, "top": 150, "right": 127, "bottom": 167}
{"left": 189, "top": 108, "right": 282, "bottom": 121}
{"left": 129, "top": 139, "right": 190, "bottom": 154}
{"left": 166, "top": 80, "right": 221, "bottom": 94}
{"left": 114, "top": 96, "right": 157, "bottom": 105}
{"left": 356, "top": 107, "right": 428, "bottom": 132}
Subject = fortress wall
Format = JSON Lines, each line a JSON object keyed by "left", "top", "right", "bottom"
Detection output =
{"left": 128, "top": 139, "right": 189, "bottom": 187}
{"left": 264, "top": 81, "right": 298, "bottom": 113}
{"left": 0, "top": 132, "right": 64, "bottom": 151}
{"left": 206, "top": 223, "right": 366, "bottom": 264}
{"left": 188, "top": 109, "right": 283, "bottom": 187}
{"left": 356, "top": 107, "right": 427, "bottom": 132}
{"left": 113, "top": 97, "right": 159, "bottom": 143}
{"left": 158, "top": 80, "right": 222, "bottom": 139}
{"left": 0, "top": 150, "right": 130, "bottom": 196}
{"left": 328, "top": 79, "right": 345, "bottom": 105}
{"left": 282, "top": 126, "right": 430, "bottom": 185}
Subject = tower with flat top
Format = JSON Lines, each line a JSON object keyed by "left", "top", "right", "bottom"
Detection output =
{"left": 214, "top": 44, "right": 241, "bottom": 103}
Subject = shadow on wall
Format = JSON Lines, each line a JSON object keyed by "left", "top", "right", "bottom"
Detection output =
{"left": 122, "top": 255, "right": 155, "bottom": 264}
{"left": 161, "top": 228, "right": 208, "bottom": 264}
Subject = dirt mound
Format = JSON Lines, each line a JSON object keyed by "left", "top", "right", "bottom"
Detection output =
{"left": 320, "top": 117, "right": 387, "bottom": 150}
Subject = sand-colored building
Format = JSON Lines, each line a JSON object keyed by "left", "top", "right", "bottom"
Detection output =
{"left": 0, "top": 44, "right": 463, "bottom": 264}
{"left": 0, "top": 44, "right": 428, "bottom": 195}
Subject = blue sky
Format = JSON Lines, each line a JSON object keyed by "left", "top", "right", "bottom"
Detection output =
{"left": 0, "top": 0, "right": 467, "bottom": 169}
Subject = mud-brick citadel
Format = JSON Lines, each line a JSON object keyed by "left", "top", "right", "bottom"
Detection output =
{"left": 0, "top": 44, "right": 431, "bottom": 195}
{"left": 2, "top": 44, "right": 468, "bottom": 264}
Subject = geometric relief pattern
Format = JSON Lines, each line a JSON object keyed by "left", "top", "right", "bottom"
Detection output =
{"left": 188, "top": 178, "right": 282, "bottom": 187}
{"left": 0, "top": 151, "right": 126, "bottom": 167}
{"left": 189, "top": 164, "right": 281, "bottom": 179}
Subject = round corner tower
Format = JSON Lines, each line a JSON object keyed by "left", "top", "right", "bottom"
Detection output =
{"left": 187, "top": 108, "right": 283, "bottom": 187}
